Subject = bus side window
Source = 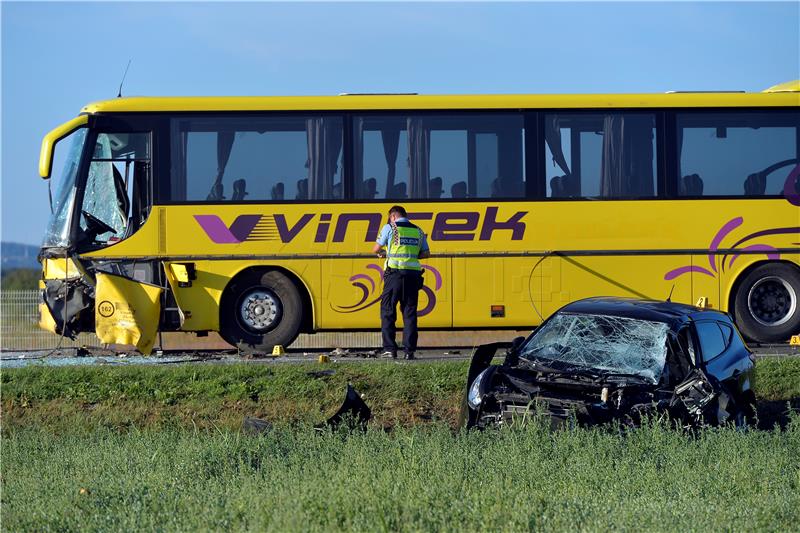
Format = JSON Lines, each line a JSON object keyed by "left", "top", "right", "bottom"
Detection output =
{"left": 173, "top": 116, "right": 343, "bottom": 202}
{"left": 271, "top": 182, "right": 284, "bottom": 200}
{"left": 544, "top": 113, "right": 657, "bottom": 199}
{"left": 676, "top": 111, "right": 799, "bottom": 197}
{"left": 231, "top": 179, "right": 248, "bottom": 201}
{"left": 679, "top": 174, "right": 704, "bottom": 196}
{"left": 296, "top": 178, "right": 308, "bottom": 200}
{"left": 354, "top": 113, "right": 524, "bottom": 200}
{"left": 451, "top": 181, "right": 467, "bottom": 199}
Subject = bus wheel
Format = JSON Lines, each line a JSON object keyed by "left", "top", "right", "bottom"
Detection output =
{"left": 220, "top": 270, "right": 302, "bottom": 353}
{"left": 733, "top": 263, "right": 800, "bottom": 344}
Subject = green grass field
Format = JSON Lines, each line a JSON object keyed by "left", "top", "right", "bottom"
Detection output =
{"left": 2, "top": 358, "right": 799, "bottom": 531}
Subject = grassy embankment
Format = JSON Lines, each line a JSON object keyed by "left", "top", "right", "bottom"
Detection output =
{"left": 3, "top": 357, "right": 799, "bottom": 431}
{"left": 2, "top": 358, "right": 799, "bottom": 531}
{"left": 2, "top": 360, "right": 467, "bottom": 431}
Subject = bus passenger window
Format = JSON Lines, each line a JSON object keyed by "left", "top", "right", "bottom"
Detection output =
{"left": 361, "top": 177, "right": 378, "bottom": 199}
{"left": 354, "top": 113, "right": 524, "bottom": 200}
{"left": 231, "top": 179, "right": 248, "bottom": 201}
{"left": 296, "top": 178, "right": 308, "bottom": 200}
{"left": 676, "top": 112, "right": 799, "bottom": 197}
{"left": 451, "top": 181, "right": 467, "bottom": 199}
{"left": 170, "top": 116, "right": 343, "bottom": 202}
{"left": 388, "top": 182, "right": 407, "bottom": 199}
{"left": 429, "top": 176, "right": 444, "bottom": 199}
{"left": 680, "top": 174, "right": 704, "bottom": 196}
{"left": 544, "top": 113, "right": 657, "bottom": 199}
{"left": 271, "top": 182, "right": 284, "bottom": 200}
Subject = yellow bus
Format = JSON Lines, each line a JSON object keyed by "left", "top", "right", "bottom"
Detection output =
{"left": 37, "top": 82, "right": 800, "bottom": 353}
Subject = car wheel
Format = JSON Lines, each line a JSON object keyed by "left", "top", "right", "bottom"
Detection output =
{"left": 220, "top": 270, "right": 302, "bottom": 353}
{"left": 734, "top": 263, "right": 800, "bottom": 343}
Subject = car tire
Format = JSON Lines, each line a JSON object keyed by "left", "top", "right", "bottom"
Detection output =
{"left": 219, "top": 270, "right": 302, "bottom": 353}
{"left": 733, "top": 263, "right": 800, "bottom": 343}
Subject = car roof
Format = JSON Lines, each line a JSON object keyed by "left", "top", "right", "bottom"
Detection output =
{"left": 558, "top": 297, "right": 730, "bottom": 327}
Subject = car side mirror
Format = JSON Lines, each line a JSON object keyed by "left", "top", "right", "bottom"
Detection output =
{"left": 511, "top": 336, "right": 525, "bottom": 352}
{"left": 504, "top": 336, "right": 526, "bottom": 367}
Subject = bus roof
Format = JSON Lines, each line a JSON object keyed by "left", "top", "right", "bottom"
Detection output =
{"left": 81, "top": 88, "right": 800, "bottom": 114}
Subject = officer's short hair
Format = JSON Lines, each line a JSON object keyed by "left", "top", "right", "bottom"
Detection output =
{"left": 389, "top": 205, "right": 407, "bottom": 218}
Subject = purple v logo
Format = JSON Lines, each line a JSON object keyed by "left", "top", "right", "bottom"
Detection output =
{"left": 194, "top": 213, "right": 315, "bottom": 243}
{"left": 194, "top": 215, "right": 262, "bottom": 243}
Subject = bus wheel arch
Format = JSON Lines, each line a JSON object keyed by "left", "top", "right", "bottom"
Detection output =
{"left": 219, "top": 266, "right": 312, "bottom": 353}
{"left": 728, "top": 260, "right": 800, "bottom": 344}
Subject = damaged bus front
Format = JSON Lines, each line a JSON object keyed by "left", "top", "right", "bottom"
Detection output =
{"left": 460, "top": 298, "right": 757, "bottom": 430}
{"left": 38, "top": 114, "right": 161, "bottom": 353}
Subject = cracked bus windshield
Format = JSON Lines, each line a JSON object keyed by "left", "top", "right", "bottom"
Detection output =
{"left": 520, "top": 313, "right": 670, "bottom": 384}
{"left": 42, "top": 128, "right": 87, "bottom": 248}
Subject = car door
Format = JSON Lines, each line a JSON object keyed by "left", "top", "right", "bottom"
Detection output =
{"left": 694, "top": 319, "right": 751, "bottom": 384}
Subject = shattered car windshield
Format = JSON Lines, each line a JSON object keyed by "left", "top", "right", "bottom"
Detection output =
{"left": 519, "top": 313, "right": 670, "bottom": 384}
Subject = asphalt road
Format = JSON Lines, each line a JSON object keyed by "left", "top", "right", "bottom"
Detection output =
{"left": 1, "top": 343, "right": 797, "bottom": 369}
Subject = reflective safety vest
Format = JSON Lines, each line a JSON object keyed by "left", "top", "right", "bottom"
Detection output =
{"left": 385, "top": 221, "right": 424, "bottom": 271}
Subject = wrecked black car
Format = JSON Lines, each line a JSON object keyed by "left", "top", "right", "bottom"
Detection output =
{"left": 461, "top": 298, "right": 756, "bottom": 430}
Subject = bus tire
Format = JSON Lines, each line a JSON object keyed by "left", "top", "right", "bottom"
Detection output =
{"left": 733, "top": 263, "right": 800, "bottom": 344}
{"left": 220, "top": 270, "right": 302, "bottom": 353}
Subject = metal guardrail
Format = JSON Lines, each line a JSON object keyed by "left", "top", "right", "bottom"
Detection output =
{"left": 0, "top": 290, "right": 102, "bottom": 351}
{"left": 0, "top": 289, "right": 523, "bottom": 353}
{"left": 0, "top": 290, "right": 384, "bottom": 352}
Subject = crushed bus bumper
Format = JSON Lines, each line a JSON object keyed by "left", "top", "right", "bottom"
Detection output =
{"left": 93, "top": 272, "right": 163, "bottom": 354}
{"left": 38, "top": 300, "right": 59, "bottom": 334}
{"left": 40, "top": 277, "right": 94, "bottom": 339}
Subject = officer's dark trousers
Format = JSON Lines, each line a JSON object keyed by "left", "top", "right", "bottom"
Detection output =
{"left": 380, "top": 269, "right": 422, "bottom": 355}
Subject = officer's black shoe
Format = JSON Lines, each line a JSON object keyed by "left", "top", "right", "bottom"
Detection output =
{"left": 381, "top": 350, "right": 397, "bottom": 359}
{"left": 404, "top": 352, "right": 416, "bottom": 360}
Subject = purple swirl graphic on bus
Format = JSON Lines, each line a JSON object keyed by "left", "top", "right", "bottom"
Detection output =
{"left": 664, "top": 216, "right": 799, "bottom": 280}
{"left": 332, "top": 263, "right": 442, "bottom": 317}
{"left": 783, "top": 163, "right": 800, "bottom": 207}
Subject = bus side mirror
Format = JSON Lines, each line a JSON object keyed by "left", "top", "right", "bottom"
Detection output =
{"left": 39, "top": 115, "right": 89, "bottom": 179}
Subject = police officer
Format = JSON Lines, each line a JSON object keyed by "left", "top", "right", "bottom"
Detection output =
{"left": 372, "top": 205, "right": 430, "bottom": 360}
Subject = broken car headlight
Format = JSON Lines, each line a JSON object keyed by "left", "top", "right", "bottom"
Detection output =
{"left": 467, "top": 369, "right": 490, "bottom": 409}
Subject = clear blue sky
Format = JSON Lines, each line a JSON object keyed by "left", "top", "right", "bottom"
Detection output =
{"left": 2, "top": 1, "right": 798, "bottom": 245}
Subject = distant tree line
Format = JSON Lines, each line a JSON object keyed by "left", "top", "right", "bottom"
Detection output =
{"left": 1, "top": 269, "right": 40, "bottom": 290}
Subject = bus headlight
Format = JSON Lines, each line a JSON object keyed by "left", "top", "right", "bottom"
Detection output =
{"left": 467, "top": 369, "right": 490, "bottom": 409}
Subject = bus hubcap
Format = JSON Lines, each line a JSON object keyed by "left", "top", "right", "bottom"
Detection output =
{"left": 747, "top": 276, "right": 796, "bottom": 327}
{"left": 239, "top": 290, "right": 280, "bottom": 331}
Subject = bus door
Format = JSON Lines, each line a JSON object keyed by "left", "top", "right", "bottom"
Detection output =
{"left": 75, "top": 115, "right": 157, "bottom": 255}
